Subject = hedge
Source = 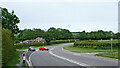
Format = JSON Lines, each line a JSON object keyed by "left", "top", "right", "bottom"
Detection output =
{"left": 51, "top": 39, "right": 76, "bottom": 44}
{"left": 2, "top": 29, "right": 15, "bottom": 67}
{"left": 74, "top": 41, "right": 118, "bottom": 49}
{"left": 16, "top": 42, "right": 46, "bottom": 49}
{"left": 16, "top": 39, "right": 77, "bottom": 49}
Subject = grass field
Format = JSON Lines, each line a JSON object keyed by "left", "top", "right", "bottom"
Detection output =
{"left": 7, "top": 51, "right": 24, "bottom": 66}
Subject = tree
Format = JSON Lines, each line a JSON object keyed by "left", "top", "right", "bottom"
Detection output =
{"left": 55, "top": 28, "right": 72, "bottom": 39}
{"left": 78, "top": 31, "right": 87, "bottom": 40}
{"left": 113, "top": 32, "right": 120, "bottom": 39}
{"left": 43, "top": 31, "right": 53, "bottom": 45}
{"left": 60, "top": 29, "right": 73, "bottom": 39}
{"left": 32, "top": 28, "right": 45, "bottom": 38}
{"left": 17, "top": 28, "right": 45, "bottom": 41}
{"left": 47, "top": 27, "right": 73, "bottom": 40}
{"left": 20, "top": 29, "right": 35, "bottom": 40}
{"left": 48, "top": 27, "right": 57, "bottom": 40}
{"left": 2, "top": 8, "right": 20, "bottom": 34}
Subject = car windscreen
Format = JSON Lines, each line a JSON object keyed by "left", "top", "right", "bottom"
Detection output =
{"left": 30, "top": 47, "right": 35, "bottom": 48}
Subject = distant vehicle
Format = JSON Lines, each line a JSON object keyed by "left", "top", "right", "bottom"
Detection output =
{"left": 39, "top": 47, "right": 49, "bottom": 51}
{"left": 28, "top": 46, "right": 36, "bottom": 51}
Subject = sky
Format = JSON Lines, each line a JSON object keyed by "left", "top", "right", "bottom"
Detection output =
{"left": 1, "top": 0, "right": 119, "bottom": 32}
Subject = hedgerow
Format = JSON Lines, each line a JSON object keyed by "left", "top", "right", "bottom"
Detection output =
{"left": 74, "top": 41, "right": 118, "bottom": 49}
{"left": 2, "top": 29, "right": 15, "bottom": 67}
{"left": 16, "top": 39, "right": 77, "bottom": 49}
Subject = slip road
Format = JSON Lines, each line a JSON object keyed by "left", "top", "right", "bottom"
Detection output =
{"left": 26, "top": 43, "right": 118, "bottom": 68}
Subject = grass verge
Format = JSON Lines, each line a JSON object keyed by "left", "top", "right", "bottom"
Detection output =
{"left": 95, "top": 52, "right": 119, "bottom": 59}
{"left": 7, "top": 51, "right": 24, "bottom": 66}
{"left": 64, "top": 45, "right": 118, "bottom": 53}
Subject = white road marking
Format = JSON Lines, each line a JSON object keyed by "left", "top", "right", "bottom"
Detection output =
{"left": 25, "top": 51, "right": 33, "bottom": 68}
{"left": 28, "top": 51, "right": 49, "bottom": 67}
{"left": 73, "top": 53, "right": 81, "bottom": 56}
{"left": 49, "top": 47, "right": 91, "bottom": 67}
{"left": 25, "top": 51, "right": 36, "bottom": 68}
{"left": 26, "top": 48, "right": 50, "bottom": 67}
{"left": 26, "top": 55, "right": 30, "bottom": 65}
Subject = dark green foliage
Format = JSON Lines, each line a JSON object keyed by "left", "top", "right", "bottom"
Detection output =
{"left": 17, "top": 29, "right": 44, "bottom": 41}
{"left": 17, "top": 27, "right": 73, "bottom": 42}
{"left": 42, "top": 28, "right": 73, "bottom": 45}
{"left": 16, "top": 27, "right": 73, "bottom": 44}
{"left": 2, "top": 7, "right": 20, "bottom": 67}
{"left": 72, "top": 30, "right": 120, "bottom": 40}
{"left": 55, "top": 28, "right": 73, "bottom": 39}
{"left": 43, "top": 31, "right": 53, "bottom": 45}
{"left": 2, "top": 29, "right": 16, "bottom": 67}
{"left": 2, "top": 8, "right": 20, "bottom": 34}
{"left": 47, "top": 27, "right": 57, "bottom": 40}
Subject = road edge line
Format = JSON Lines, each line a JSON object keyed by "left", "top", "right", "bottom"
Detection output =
{"left": 25, "top": 51, "right": 34, "bottom": 68}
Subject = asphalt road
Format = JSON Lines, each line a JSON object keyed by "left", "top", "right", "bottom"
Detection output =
{"left": 26, "top": 43, "right": 119, "bottom": 68}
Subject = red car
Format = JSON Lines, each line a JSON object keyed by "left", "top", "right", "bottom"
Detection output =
{"left": 39, "top": 47, "right": 49, "bottom": 51}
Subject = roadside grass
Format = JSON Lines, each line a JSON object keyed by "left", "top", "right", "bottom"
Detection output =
{"left": 64, "top": 45, "right": 118, "bottom": 59}
{"left": 22, "top": 63, "right": 28, "bottom": 67}
{"left": 95, "top": 52, "right": 119, "bottom": 59}
{"left": 64, "top": 45, "right": 118, "bottom": 53}
{"left": 7, "top": 51, "right": 24, "bottom": 66}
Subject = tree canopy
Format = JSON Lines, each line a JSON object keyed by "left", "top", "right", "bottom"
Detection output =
{"left": 2, "top": 8, "right": 20, "bottom": 34}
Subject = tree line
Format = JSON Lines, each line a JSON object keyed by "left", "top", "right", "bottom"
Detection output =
{"left": 73, "top": 30, "right": 120, "bottom": 40}
{"left": 16, "top": 28, "right": 120, "bottom": 45}
{"left": 16, "top": 27, "right": 72, "bottom": 44}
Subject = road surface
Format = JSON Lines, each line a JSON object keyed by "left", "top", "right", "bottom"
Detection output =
{"left": 26, "top": 43, "right": 119, "bottom": 68}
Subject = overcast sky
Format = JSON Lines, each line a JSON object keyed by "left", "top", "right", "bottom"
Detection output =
{"left": 1, "top": 0, "right": 119, "bottom": 32}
